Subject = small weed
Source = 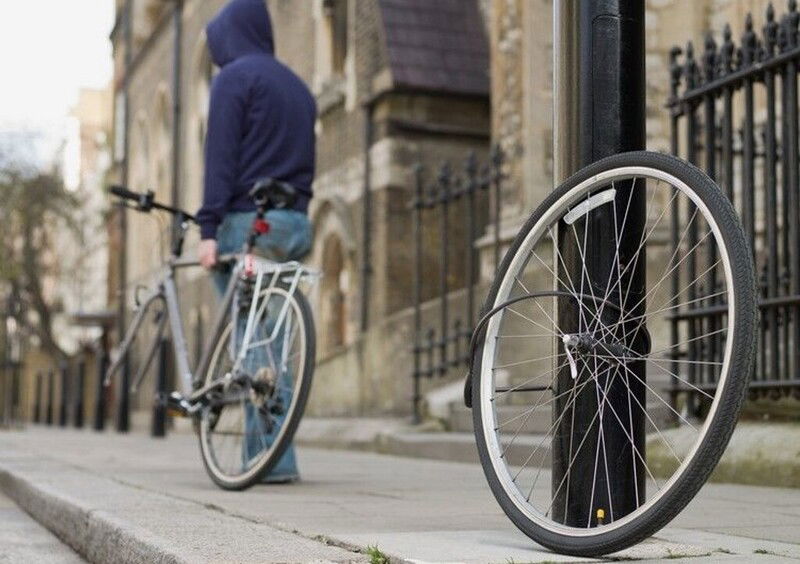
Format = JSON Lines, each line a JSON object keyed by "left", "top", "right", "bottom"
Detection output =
{"left": 366, "top": 545, "right": 390, "bottom": 564}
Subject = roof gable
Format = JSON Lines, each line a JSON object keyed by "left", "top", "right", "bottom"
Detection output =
{"left": 378, "top": 0, "right": 490, "bottom": 97}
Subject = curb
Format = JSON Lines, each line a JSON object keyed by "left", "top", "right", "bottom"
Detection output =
{"left": 0, "top": 451, "right": 368, "bottom": 564}
{"left": 0, "top": 464, "right": 184, "bottom": 564}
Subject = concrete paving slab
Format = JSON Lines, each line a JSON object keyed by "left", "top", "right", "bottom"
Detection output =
{"left": 1, "top": 427, "right": 799, "bottom": 563}
{"left": 654, "top": 528, "right": 800, "bottom": 560}
{"left": 0, "top": 490, "right": 85, "bottom": 563}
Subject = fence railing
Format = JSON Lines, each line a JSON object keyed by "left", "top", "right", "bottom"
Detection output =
{"left": 409, "top": 147, "right": 504, "bottom": 421}
{"left": 668, "top": 1, "right": 800, "bottom": 403}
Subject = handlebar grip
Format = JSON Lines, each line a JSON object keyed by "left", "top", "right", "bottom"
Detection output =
{"left": 109, "top": 185, "right": 142, "bottom": 201}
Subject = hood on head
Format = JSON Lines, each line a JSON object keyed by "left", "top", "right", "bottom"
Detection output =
{"left": 206, "top": 0, "right": 274, "bottom": 67}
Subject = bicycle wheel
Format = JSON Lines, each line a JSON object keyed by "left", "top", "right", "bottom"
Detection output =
{"left": 472, "top": 151, "right": 756, "bottom": 556}
{"left": 199, "top": 284, "right": 315, "bottom": 490}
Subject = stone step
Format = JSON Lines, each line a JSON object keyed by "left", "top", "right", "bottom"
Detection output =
{"left": 448, "top": 398, "right": 675, "bottom": 434}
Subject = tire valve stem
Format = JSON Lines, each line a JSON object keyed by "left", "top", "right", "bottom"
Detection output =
{"left": 596, "top": 508, "right": 606, "bottom": 526}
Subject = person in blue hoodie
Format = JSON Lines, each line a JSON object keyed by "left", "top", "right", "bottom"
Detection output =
{"left": 198, "top": 0, "right": 316, "bottom": 484}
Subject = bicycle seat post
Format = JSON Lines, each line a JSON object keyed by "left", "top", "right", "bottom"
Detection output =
{"left": 246, "top": 200, "right": 270, "bottom": 256}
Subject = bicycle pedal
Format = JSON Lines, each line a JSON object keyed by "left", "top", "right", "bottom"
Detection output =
{"left": 165, "top": 392, "right": 197, "bottom": 418}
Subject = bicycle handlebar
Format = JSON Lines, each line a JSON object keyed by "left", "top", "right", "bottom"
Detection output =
{"left": 108, "top": 185, "right": 197, "bottom": 223}
{"left": 109, "top": 185, "right": 142, "bottom": 202}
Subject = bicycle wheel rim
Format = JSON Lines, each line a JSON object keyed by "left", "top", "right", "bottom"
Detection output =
{"left": 474, "top": 158, "right": 750, "bottom": 542}
{"left": 200, "top": 286, "right": 308, "bottom": 487}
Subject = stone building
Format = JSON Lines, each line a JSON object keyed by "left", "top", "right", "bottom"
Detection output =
{"left": 105, "top": 0, "right": 776, "bottom": 423}
{"left": 108, "top": 0, "right": 491, "bottom": 421}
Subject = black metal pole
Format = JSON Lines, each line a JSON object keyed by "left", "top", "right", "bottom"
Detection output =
{"left": 94, "top": 337, "right": 108, "bottom": 431}
{"left": 412, "top": 165, "right": 424, "bottom": 424}
{"left": 74, "top": 359, "right": 85, "bottom": 428}
{"left": 465, "top": 153, "right": 478, "bottom": 335}
{"left": 45, "top": 370, "right": 54, "bottom": 426}
{"left": 438, "top": 164, "right": 450, "bottom": 378}
{"left": 668, "top": 46, "right": 682, "bottom": 415}
{"left": 763, "top": 6, "right": 781, "bottom": 387}
{"left": 33, "top": 372, "right": 42, "bottom": 423}
{"left": 552, "top": 0, "right": 646, "bottom": 527}
{"left": 151, "top": 337, "right": 169, "bottom": 437}
{"left": 684, "top": 41, "right": 700, "bottom": 415}
{"left": 702, "top": 33, "right": 718, "bottom": 389}
{"left": 59, "top": 362, "right": 69, "bottom": 427}
{"left": 116, "top": 0, "right": 133, "bottom": 434}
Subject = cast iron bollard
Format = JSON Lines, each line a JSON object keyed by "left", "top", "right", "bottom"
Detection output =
{"left": 151, "top": 337, "right": 169, "bottom": 438}
{"left": 45, "top": 370, "right": 54, "bottom": 425}
{"left": 59, "top": 363, "right": 69, "bottom": 427}
{"left": 74, "top": 359, "right": 85, "bottom": 428}
{"left": 33, "top": 372, "right": 42, "bottom": 424}
{"left": 94, "top": 345, "right": 107, "bottom": 431}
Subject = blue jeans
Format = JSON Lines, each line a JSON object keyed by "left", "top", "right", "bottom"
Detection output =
{"left": 213, "top": 210, "right": 312, "bottom": 481}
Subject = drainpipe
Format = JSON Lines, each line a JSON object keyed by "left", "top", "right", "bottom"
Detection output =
{"left": 360, "top": 103, "right": 374, "bottom": 332}
{"left": 116, "top": 0, "right": 134, "bottom": 433}
{"left": 170, "top": 0, "right": 184, "bottom": 234}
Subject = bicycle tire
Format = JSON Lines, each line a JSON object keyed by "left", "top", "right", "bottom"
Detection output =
{"left": 199, "top": 283, "right": 316, "bottom": 490}
{"left": 471, "top": 151, "right": 756, "bottom": 556}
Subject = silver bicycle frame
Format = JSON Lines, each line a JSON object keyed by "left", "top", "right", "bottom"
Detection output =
{"left": 106, "top": 253, "right": 318, "bottom": 399}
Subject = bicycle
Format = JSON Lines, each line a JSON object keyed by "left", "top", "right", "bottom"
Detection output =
{"left": 105, "top": 179, "right": 317, "bottom": 490}
{"left": 465, "top": 151, "right": 756, "bottom": 556}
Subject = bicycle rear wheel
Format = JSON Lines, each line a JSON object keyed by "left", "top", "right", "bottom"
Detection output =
{"left": 199, "top": 284, "right": 315, "bottom": 490}
{"left": 472, "top": 151, "right": 756, "bottom": 556}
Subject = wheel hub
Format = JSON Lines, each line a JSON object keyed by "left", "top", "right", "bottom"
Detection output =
{"left": 562, "top": 333, "right": 631, "bottom": 379}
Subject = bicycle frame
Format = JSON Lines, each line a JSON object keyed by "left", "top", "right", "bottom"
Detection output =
{"left": 105, "top": 251, "right": 318, "bottom": 404}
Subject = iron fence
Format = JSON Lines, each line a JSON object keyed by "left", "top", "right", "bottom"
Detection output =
{"left": 410, "top": 147, "right": 504, "bottom": 421}
{"left": 668, "top": 1, "right": 800, "bottom": 404}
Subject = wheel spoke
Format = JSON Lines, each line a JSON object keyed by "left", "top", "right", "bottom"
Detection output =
{"left": 478, "top": 165, "right": 747, "bottom": 538}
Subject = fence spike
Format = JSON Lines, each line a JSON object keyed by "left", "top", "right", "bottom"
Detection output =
{"left": 720, "top": 24, "right": 735, "bottom": 75}
{"left": 789, "top": 0, "right": 800, "bottom": 46}
{"left": 740, "top": 13, "right": 758, "bottom": 67}
{"left": 703, "top": 32, "right": 718, "bottom": 82}
{"left": 437, "top": 162, "right": 452, "bottom": 200}
{"left": 669, "top": 46, "right": 683, "bottom": 98}
{"left": 490, "top": 143, "right": 504, "bottom": 177}
{"left": 465, "top": 151, "right": 478, "bottom": 180}
{"left": 684, "top": 41, "right": 698, "bottom": 91}
{"left": 765, "top": 4, "right": 779, "bottom": 58}
{"left": 412, "top": 163, "right": 424, "bottom": 209}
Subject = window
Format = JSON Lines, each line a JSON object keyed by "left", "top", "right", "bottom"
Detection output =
{"left": 323, "top": 0, "right": 349, "bottom": 75}
{"left": 321, "top": 235, "right": 347, "bottom": 352}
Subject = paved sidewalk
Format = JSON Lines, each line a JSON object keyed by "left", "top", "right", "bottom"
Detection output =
{"left": 0, "top": 427, "right": 799, "bottom": 563}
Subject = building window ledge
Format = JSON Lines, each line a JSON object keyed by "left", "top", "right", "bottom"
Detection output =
{"left": 317, "top": 76, "right": 346, "bottom": 117}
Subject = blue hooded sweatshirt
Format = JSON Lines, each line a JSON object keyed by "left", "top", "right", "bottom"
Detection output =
{"left": 197, "top": 0, "right": 316, "bottom": 240}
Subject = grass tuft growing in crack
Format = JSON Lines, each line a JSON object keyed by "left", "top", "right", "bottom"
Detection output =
{"left": 366, "top": 545, "right": 389, "bottom": 564}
